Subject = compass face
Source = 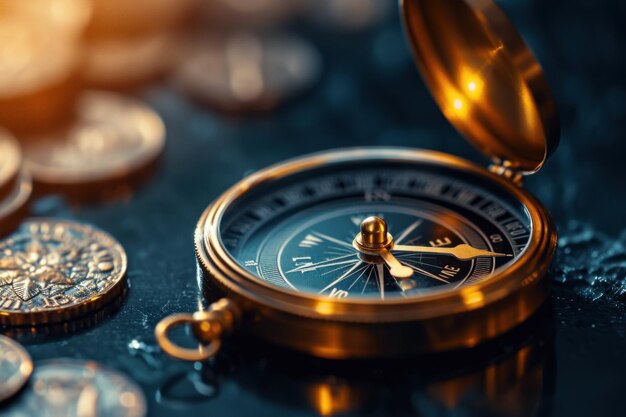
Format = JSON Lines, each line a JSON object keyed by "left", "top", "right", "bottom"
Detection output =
{"left": 218, "top": 158, "right": 532, "bottom": 301}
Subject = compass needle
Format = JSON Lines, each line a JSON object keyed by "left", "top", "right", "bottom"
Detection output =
{"left": 393, "top": 243, "right": 511, "bottom": 260}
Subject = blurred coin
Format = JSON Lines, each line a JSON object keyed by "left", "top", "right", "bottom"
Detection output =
{"left": 307, "top": 0, "right": 391, "bottom": 31}
{"left": 0, "top": 172, "right": 32, "bottom": 237}
{"left": 0, "top": 18, "right": 81, "bottom": 135}
{"left": 0, "top": 335, "right": 32, "bottom": 403}
{"left": 0, "top": 129, "right": 21, "bottom": 200}
{"left": 23, "top": 91, "right": 165, "bottom": 203}
{"left": 173, "top": 33, "right": 322, "bottom": 112}
{"left": 85, "top": 0, "right": 194, "bottom": 38}
{"left": 0, "top": 0, "right": 92, "bottom": 39}
{"left": 2, "top": 359, "right": 146, "bottom": 417}
{"left": 0, "top": 219, "right": 127, "bottom": 326}
{"left": 83, "top": 34, "right": 175, "bottom": 89}
{"left": 201, "top": 0, "right": 307, "bottom": 29}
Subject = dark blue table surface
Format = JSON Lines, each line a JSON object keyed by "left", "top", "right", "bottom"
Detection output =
{"left": 2, "top": 0, "right": 625, "bottom": 416}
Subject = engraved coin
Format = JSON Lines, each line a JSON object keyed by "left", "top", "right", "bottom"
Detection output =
{"left": 0, "top": 335, "right": 33, "bottom": 403}
{"left": 23, "top": 91, "right": 165, "bottom": 201}
{"left": 2, "top": 359, "right": 146, "bottom": 417}
{"left": 173, "top": 33, "right": 322, "bottom": 112}
{"left": 0, "top": 130, "right": 21, "bottom": 201}
{"left": 0, "top": 219, "right": 127, "bottom": 326}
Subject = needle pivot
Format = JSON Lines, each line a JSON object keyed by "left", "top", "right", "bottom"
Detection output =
{"left": 359, "top": 216, "right": 391, "bottom": 248}
{"left": 354, "top": 216, "right": 413, "bottom": 279}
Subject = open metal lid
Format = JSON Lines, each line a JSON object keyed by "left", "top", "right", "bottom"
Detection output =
{"left": 401, "top": 0, "right": 559, "bottom": 174}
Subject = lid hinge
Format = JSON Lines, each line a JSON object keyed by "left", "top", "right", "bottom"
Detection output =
{"left": 489, "top": 164, "right": 524, "bottom": 187}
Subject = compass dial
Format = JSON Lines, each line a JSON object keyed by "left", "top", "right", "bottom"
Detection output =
{"left": 219, "top": 160, "right": 531, "bottom": 301}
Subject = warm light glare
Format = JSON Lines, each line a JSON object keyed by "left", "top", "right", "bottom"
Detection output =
{"left": 314, "top": 301, "right": 334, "bottom": 315}
{"left": 467, "top": 81, "right": 477, "bottom": 92}
{"left": 461, "top": 289, "right": 485, "bottom": 307}
{"left": 453, "top": 98, "right": 463, "bottom": 111}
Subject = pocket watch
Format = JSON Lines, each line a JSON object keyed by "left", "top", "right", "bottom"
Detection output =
{"left": 156, "top": 0, "right": 559, "bottom": 361}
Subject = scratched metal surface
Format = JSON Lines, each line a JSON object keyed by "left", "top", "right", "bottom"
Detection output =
{"left": 2, "top": 0, "right": 626, "bottom": 416}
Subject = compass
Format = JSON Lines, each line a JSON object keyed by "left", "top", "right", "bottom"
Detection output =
{"left": 156, "top": 0, "right": 559, "bottom": 361}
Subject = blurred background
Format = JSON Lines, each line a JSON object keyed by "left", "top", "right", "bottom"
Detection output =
{"left": 0, "top": 0, "right": 625, "bottom": 416}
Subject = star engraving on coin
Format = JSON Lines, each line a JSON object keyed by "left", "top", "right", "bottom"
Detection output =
{"left": 0, "top": 219, "right": 127, "bottom": 325}
{"left": 0, "top": 335, "right": 33, "bottom": 403}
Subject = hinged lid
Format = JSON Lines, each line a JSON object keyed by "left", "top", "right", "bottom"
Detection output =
{"left": 401, "top": 0, "right": 559, "bottom": 174}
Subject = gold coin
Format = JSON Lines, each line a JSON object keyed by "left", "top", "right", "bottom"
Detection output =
{"left": 173, "top": 33, "right": 322, "bottom": 112}
{"left": 23, "top": 91, "right": 165, "bottom": 202}
{"left": 0, "top": 0, "right": 92, "bottom": 39}
{"left": 0, "top": 173, "right": 32, "bottom": 238}
{"left": 0, "top": 18, "right": 81, "bottom": 135}
{"left": 0, "top": 219, "right": 127, "bottom": 326}
{"left": 0, "top": 129, "right": 21, "bottom": 201}
{"left": 83, "top": 33, "right": 175, "bottom": 89}
{"left": 0, "top": 335, "right": 32, "bottom": 403}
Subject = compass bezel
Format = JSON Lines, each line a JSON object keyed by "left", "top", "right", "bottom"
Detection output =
{"left": 196, "top": 148, "right": 555, "bottom": 329}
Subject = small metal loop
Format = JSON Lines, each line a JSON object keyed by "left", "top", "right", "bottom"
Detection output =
{"left": 155, "top": 313, "right": 222, "bottom": 362}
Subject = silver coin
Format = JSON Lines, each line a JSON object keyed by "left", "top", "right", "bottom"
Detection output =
{"left": 0, "top": 335, "right": 33, "bottom": 403}
{"left": 2, "top": 359, "right": 146, "bottom": 417}
{"left": 173, "top": 32, "right": 322, "bottom": 112}
{"left": 0, "top": 219, "right": 127, "bottom": 326}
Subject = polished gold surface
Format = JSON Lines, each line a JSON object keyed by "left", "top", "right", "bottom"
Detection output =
{"left": 400, "top": 0, "right": 559, "bottom": 174}
{"left": 359, "top": 216, "right": 388, "bottom": 247}
{"left": 190, "top": 148, "right": 556, "bottom": 358}
{"left": 0, "top": 219, "right": 127, "bottom": 326}
{"left": 353, "top": 216, "right": 414, "bottom": 279}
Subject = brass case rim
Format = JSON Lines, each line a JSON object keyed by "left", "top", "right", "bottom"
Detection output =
{"left": 195, "top": 148, "right": 556, "bottom": 327}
